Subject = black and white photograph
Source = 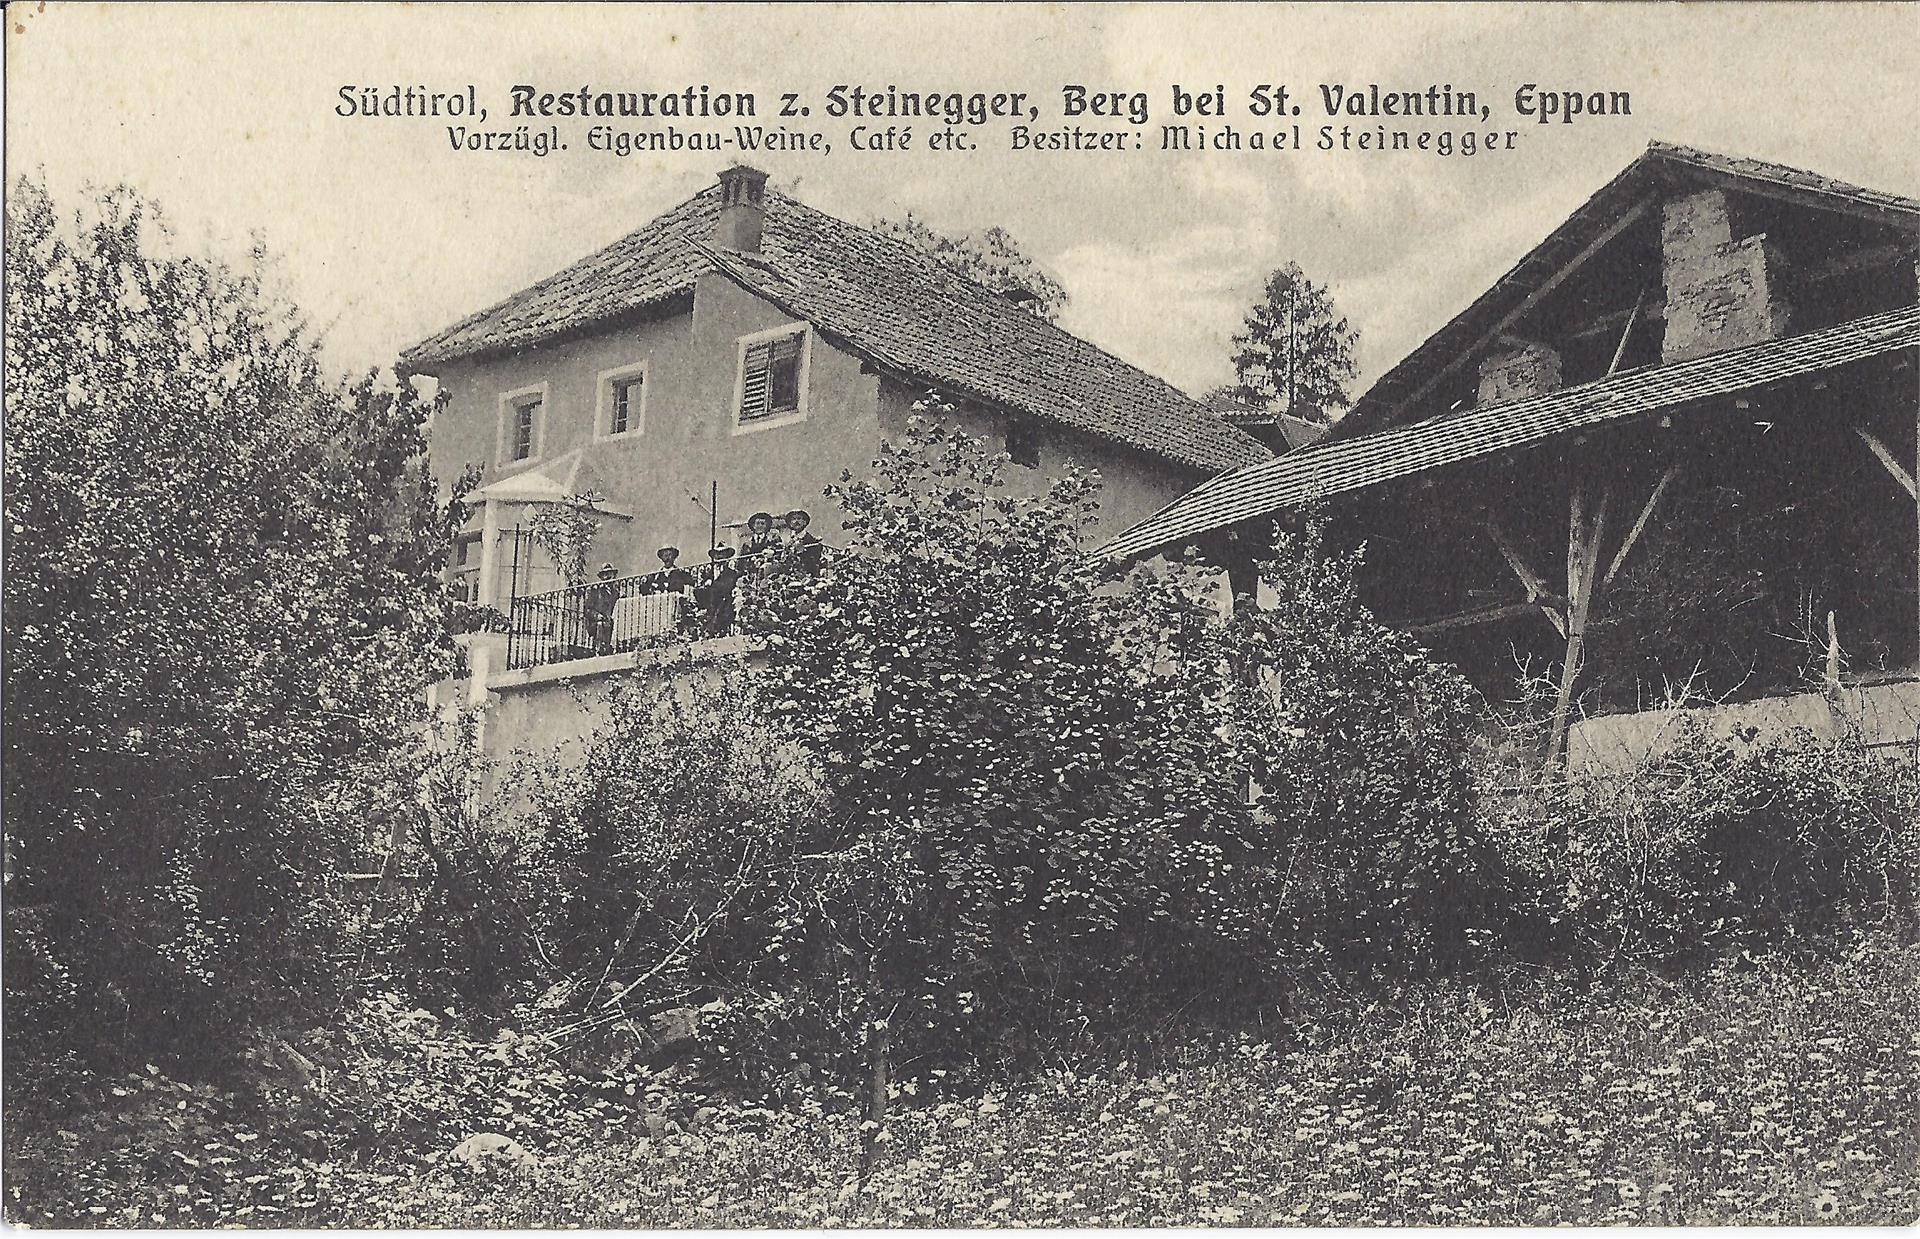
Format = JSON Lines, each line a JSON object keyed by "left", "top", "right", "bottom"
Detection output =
{"left": 4, "top": 1, "right": 1919, "bottom": 1227}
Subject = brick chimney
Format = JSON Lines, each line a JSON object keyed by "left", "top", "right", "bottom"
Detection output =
{"left": 1660, "top": 188, "right": 1791, "bottom": 362}
{"left": 712, "top": 164, "right": 769, "bottom": 253}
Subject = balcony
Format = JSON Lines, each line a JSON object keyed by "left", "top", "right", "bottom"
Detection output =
{"left": 503, "top": 547, "right": 823, "bottom": 672}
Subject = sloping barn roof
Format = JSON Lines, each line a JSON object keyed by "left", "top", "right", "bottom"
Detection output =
{"left": 1098, "top": 303, "right": 1920, "bottom": 561}
{"left": 403, "top": 184, "right": 1271, "bottom": 477}
{"left": 1330, "top": 141, "right": 1920, "bottom": 444}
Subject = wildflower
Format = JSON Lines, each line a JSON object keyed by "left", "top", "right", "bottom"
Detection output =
{"left": 1811, "top": 1193, "right": 1840, "bottom": 1218}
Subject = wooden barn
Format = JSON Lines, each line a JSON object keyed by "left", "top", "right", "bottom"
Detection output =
{"left": 1104, "top": 142, "right": 1920, "bottom": 767}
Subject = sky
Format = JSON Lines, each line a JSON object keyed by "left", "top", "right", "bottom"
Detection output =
{"left": 8, "top": 2, "right": 1918, "bottom": 399}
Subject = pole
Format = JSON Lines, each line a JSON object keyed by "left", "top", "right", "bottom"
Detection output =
{"left": 710, "top": 480, "right": 719, "bottom": 551}
{"left": 509, "top": 524, "right": 522, "bottom": 606}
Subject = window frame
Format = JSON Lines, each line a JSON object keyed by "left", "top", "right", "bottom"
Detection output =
{"left": 731, "top": 323, "right": 812, "bottom": 437}
{"left": 595, "top": 360, "right": 650, "bottom": 441}
{"left": 496, "top": 382, "right": 549, "bottom": 467}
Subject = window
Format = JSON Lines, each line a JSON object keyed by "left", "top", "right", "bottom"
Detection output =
{"left": 1006, "top": 421, "right": 1040, "bottom": 468}
{"left": 597, "top": 362, "right": 648, "bottom": 439}
{"left": 610, "top": 377, "right": 641, "bottom": 434}
{"left": 510, "top": 399, "right": 538, "bottom": 460}
{"left": 735, "top": 327, "right": 808, "bottom": 432}
{"left": 451, "top": 534, "right": 481, "bottom": 602}
{"left": 497, "top": 383, "right": 547, "bottom": 465}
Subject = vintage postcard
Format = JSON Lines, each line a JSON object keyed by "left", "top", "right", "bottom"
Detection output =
{"left": 5, "top": 1, "right": 1918, "bottom": 1228}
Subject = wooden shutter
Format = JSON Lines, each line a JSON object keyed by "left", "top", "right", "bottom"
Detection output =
{"left": 739, "top": 341, "right": 773, "bottom": 423}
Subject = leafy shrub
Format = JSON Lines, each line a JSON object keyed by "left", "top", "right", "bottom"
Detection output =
{"left": 501, "top": 420, "right": 1520, "bottom": 1097}
{"left": 739, "top": 415, "right": 1286, "bottom": 1077}
{"left": 297, "top": 992, "right": 671, "bottom": 1156}
{"left": 1487, "top": 721, "right": 1920, "bottom": 966}
{"left": 2, "top": 178, "right": 455, "bottom": 1064}
{"left": 358, "top": 719, "right": 559, "bottom": 1007}
{"left": 1227, "top": 519, "right": 1501, "bottom": 984}
{"left": 517, "top": 666, "right": 842, "bottom": 1089}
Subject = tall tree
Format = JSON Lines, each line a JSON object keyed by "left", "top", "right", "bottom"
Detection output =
{"left": 1225, "top": 262, "right": 1358, "bottom": 423}
{"left": 2, "top": 177, "right": 454, "bottom": 1060}
{"left": 870, "top": 213, "right": 1069, "bottom": 322}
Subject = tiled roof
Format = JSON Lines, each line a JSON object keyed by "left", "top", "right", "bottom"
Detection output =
{"left": 1205, "top": 397, "right": 1329, "bottom": 450}
{"left": 404, "top": 185, "right": 1271, "bottom": 476}
{"left": 1098, "top": 303, "right": 1920, "bottom": 562}
{"left": 1331, "top": 140, "right": 1920, "bottom": 443}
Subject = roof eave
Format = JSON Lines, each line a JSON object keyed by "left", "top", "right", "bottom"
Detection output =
{"left": 400, "top": 285, "right": 701, "bottom": 373}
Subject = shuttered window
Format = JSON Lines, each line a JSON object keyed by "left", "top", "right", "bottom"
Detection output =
{"left": 610, "top": 375, "right": 642, "bottom": 434}
{"left": 738, "top": 330, "right": 806, "bottom": 427}
{"left": 510, "top": 398, "right": 539, "bottom": 460}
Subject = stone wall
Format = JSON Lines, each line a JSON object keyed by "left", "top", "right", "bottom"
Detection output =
{"left": 1660, "top": 188, "right": 1791, "bottom": 363}
{"left": 1476, "top": 340, "right": 1564, "bottom": 405}
{"left": 1567, "top": 676, "right": 1920, "bottom": 773}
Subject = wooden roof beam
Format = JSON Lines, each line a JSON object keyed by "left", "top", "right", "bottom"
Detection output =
{"left": 1856, "top": 424, "right": 1918, "bottom": 499}
{"left": 1379, "top": 196, "right": 1655, "bottom": 428}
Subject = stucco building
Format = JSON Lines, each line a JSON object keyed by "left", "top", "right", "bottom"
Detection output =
{"left": 407, "top": 164, "right": 1267, "bottom": 747}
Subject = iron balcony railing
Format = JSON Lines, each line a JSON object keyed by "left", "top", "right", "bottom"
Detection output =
{"left": 504, "top": 544, "right": 828, "bottom": 672}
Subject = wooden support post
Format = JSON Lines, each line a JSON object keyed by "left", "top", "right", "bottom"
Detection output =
{"left": 1404, "top": 599, "right": 1547, "bottom": 637}
{"left": 1483, "top": 517, "right": 1569, "bottom": 637}
{"left": 1855, "top": 424, "right": 1919, "bottom": 499}
{"left": 1825, "top": 611, "right": 1844, "bottom": 695}
{"left": 1604, "top": 460, "right": 1683, "bottom": 588}
{"left": 1608, "top": 284, "right": 1649, "bottom": 376}
{"left": 1547, "top": 479, "right": 1613, "bottom": 768}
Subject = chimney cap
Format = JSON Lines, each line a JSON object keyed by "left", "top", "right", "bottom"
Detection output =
{"left": 713, "top": 164, "right": 770, "bottom": 251}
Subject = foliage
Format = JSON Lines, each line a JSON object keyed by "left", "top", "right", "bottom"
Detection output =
{"left": 524, "top": 491, "right": 605, "bottom": 588}
{"left": 1, "top": 176, "right": 456, "bottom": 1062}
{"left": 516, "top": 667, "right": 842, "bottom": 1086}
{"left": 495, "top": 419, "right": 1514, "bottom": 1096}
{"left": 735, "top": 411, "right": 1288, "bottom": 1080}
{"left": 1225, "top": 520, "right": 1499, "bottom": 982}
{"left": 1486, "top": 723, "right": 1920, "bottom": 967}
{"left": 1222, "top": 261, "right": 1358, "bottom": 423}
{"left": 379, "top": 713, "right": 560, "bottom": 1005}
{"left": 10, "top": 942, "right": 1917, "bottom": 1227}
{"left": 870, "top": 213, "right": 1069, "bottom": 321}
{"left": 448, "top": 601, "right": 510, "bottom": 634}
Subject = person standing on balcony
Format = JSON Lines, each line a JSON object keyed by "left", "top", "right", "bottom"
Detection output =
{"left": 584, "top": 562, "right": 620, "bottom": 655}
{"left": 647, "top": 545, "right": 693, "bottom": 593}
{"left": 696, "top": 546, "right": 740, "bottom": 637}
{"left": 785, "top": 508, "right": 824, "bottom": 575}
{"left": 650, "top": 545, "right": 696, "bottom": 634}
{"left": 740, "top": 511, "right": 779, "bottom": 577}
